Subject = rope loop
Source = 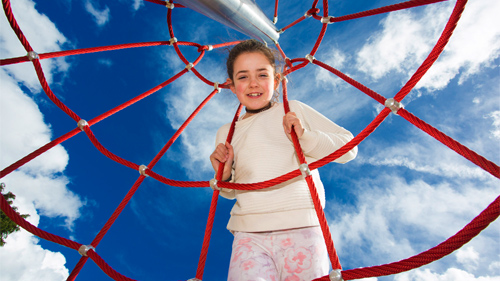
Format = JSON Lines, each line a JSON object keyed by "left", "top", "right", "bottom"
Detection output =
{"left": 138, "top": 165, "right": 149, "bottom": 177}
{"left": 209, "top": 178, "right": 220, "bottom": 191}
{"left": 305, "top": 8, "right": 320, "bottom": 17}
{"left": 78, "top": 244, "right": 96, "bottom": 257}
{"left": 329, "top": 269, "right": 344, "bottom": 281}
{"left": 27, "top": 51, "right": 39, "bottom": 61}
{"left": 385, "top": 98, "right": 404, "bottom": 115}
{"left": 77, "top": 119, "right": 88, "bottom": 131}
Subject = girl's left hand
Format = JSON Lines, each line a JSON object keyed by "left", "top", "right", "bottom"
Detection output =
{"left": 283, "top": 112, "right": 304, "bottom": 141}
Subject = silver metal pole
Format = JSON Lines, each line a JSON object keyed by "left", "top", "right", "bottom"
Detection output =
{"left": 175, "top": 0, "right": 279, "bottom": 45}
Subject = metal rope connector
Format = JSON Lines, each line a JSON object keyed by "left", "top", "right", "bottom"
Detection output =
{"left": 304, "top": 11, "right": 313, "bottom": 18}
{"left": 78, "top": 244, "right": 96, "bottom": 257}
{"left": 213, "top": 82, "right": 220, "bottom": 93}
{"left": 385, "top": 98, "right": 404, "bottom": 115}
{"left": 305, "top": 54, "right": 315, "bottom": 64}
{"left": 165, "top": 1, "right": 174, "bottom": 9}
{"left": 77, "top": 119, "right": 88, "bottom": 131}
{"left": 185, "top": 63, "right": 193, "bottom": 71}
{"left": 206, "top": 45, "right": 213, "bottom": 51}
{"left": 299, "top": 163, "right": 312, "bottom": 177}
{"left": 329, "top": 269, "right": 344, "bottom": 281}
{"left": 321, "top": 16, "right": 334, "bottom": 24}
{"left": 169, "top": 37, "right": 177, "bottom": 45}
{"left": 209, "top": 178, "right": 220, "bottom": 191}
{"left": 27, "top": 51, "right": 39, "bottom": 61}
{"left": 138, "top": 165, "right": 149, "bottom": 177}
{"left": 273, "top": 16, "right": 278, "bottom": 24}
{"left": 187, "top": 278, "right": 201, "bottom": 281}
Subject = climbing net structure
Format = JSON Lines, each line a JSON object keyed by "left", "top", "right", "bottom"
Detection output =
{"left": 1, "top": 0, "right": 499, "bottom": 280}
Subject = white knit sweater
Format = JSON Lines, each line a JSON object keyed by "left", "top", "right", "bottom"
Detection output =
{"left": 215, "top": 100, "right": 357, "bottom": 232}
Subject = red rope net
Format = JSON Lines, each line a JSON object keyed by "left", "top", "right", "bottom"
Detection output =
{"left": 1, "top": 0, "right": 498, "bottom": 280}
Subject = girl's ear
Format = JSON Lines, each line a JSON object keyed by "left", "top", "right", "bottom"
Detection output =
{"left": 274, "top": 73, "right": 281, "bottom": 90}
{"left": 226, "top": 78, "right": 236, "bottom": 94}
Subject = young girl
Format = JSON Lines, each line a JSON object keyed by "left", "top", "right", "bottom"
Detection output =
{"left": 210, "top": 39, "right": 357, "bottom": 281}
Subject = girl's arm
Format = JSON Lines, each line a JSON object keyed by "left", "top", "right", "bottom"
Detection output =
{"left": 289, "top": 100, "right": 358, "bottom": 163}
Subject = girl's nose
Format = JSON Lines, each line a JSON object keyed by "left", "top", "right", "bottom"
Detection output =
{"left": 249, "top": 77, "right": 258, "bottom": 87}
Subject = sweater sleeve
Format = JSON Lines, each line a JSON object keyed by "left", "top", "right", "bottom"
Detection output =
{"left": 290, "top": 100, "right": 357, "bottom": 163}
{"left": 214, "top": 123, "right": 236, "bottom": 199}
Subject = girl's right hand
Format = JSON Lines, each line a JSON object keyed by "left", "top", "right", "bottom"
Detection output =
{"left": 209, "top": 141, "right": 234, "bottom": 181}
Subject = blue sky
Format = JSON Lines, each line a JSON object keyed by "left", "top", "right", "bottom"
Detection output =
{"left": 0, "top": 0, "right": 499, "bottom": 280}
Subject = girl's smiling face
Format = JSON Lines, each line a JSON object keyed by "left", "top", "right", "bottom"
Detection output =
{"left": 227, "top": 52, "right": 279, "bottom": 111}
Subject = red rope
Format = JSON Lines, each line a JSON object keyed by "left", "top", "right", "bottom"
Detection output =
{"left": 0, "top": 191, "right": 81, "bottom": 250}
{"left": 1, "top": 0, "right": 498, "bottom": 280}
{"left": 313, "top": 195, "right": 500, "bottom": 280}
{"left": 331, "top": 0, "right": 447, "bottom": 23}
{"left": 195, "top": 104, "right": 243, "bottom": 280}
{"left": 282, "top": 65, "right": 342, "bottom": 270}
{"left": 398, "top": 109, "right": 500, "bottom": 179}
{"left": 394, "top": 0, "right": 467, "bottom": 102}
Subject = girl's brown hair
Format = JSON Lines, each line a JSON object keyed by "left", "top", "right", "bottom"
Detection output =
{"left": 226, "top": 39, "right": 280, "bottom": 80}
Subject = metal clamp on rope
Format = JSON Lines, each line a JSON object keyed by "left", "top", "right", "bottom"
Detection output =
{"left": 139, "top": 165, "right": 149, "bottom": 177}
{"left": 169, "top": 37, "right": 177, "bottom": 45}
{"left": 209, "top": 178, "right": 220, "bottom": 191}
{"left": 329, "top": 269, "right": 344, "bottom": 281}
{"left": 206, "top": 45, "right": 213, "bottom": 51}
{"left": 385, "top": 98, "right": 404, "bottom": 115}
{"left": 213, "top": 82, "right": 220, "bottom": 93}
{"left": 165, "top": 1, "right": 174, "bottom": 9}
{"left": 273, "top": 16, "right": 278, "bottom": 24}
{"left": 187, "top": 278, "right": 201, "bottom": 281}
{"left": 304, "top": 11, "right": 313, "bottom": 18}
{"left": 77, "top": 119, "right": 88, "bottom": 131}
{"left": 305, "top": 54, "right": 315, "bottom": 64}
{"left": 299, "top": 163, "right": 312, "bottom": 177}
{"left": 78, "top": 244, "right": 96, "bottom": 257}
{"left": 27, "top": 51, "right": 39, "bottom": 61}
{"left": 321, "top": 16, "right": 334, "bottom": 24}
{"left": 185, "top": 63, "right": 193, "bottom": 71}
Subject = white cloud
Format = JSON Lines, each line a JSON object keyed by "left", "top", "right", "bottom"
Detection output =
{"left": 329, "top": 173, "right": 499, "bottom": 278}
{"left": 355, "top": 0, "right": 500, "bottom": 92}
{"left": 163, "top": 73, "right": 236, "bottom": 177}
{"left": 132, "top": 0, "right": 143, "bottom": 11}
{"left": 486, "top": 111, "right": 500, "bottom": 140}
{"left": 84, "top": 0, "right": 111, "bottom": 27}
{"left": 456, "top": 246, "right": 480, "bottom": 270}
{"left": 0, "top": 231, "right": 69, "bottom": 281}
{"left": 395, "top": 268, "right": 500, "bottom": 281}
{"left": 0, "top": 0, "right": 83, "bottom": 279}
{"left": 0, "top": 0, "right": 70, "bottom": 92}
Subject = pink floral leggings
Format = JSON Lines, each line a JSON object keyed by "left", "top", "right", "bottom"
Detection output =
{"left": 228, "top": 226, "right": 329, "bottom": 281}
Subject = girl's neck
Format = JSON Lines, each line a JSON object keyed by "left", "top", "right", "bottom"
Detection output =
{"left": 244, "top": 102, "right": 272, "bottom": 117}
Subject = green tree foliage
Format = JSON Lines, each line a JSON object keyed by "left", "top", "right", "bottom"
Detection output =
{"left": 1, "top": 183, "right": 29, "bottom": 246}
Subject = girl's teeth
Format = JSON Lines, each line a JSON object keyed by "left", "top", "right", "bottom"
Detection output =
{"left": 249, "top": 93, "right": 261, "bottom": 96}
